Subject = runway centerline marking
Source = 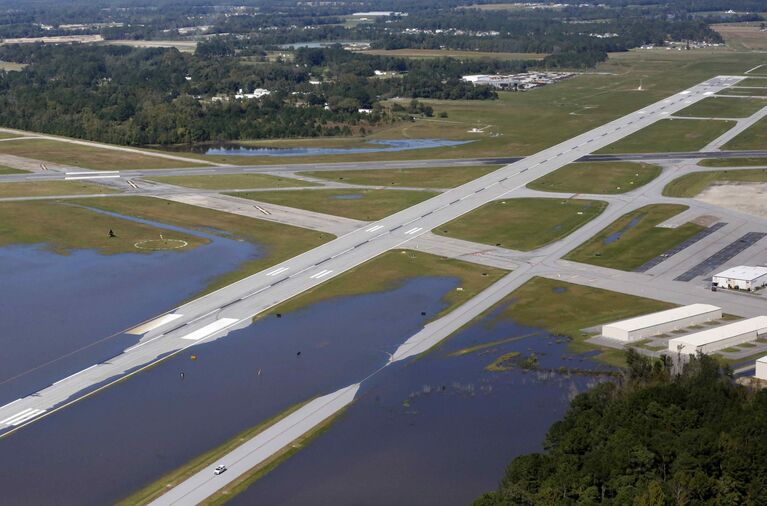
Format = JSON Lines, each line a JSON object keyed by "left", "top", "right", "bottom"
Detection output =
{"left": 266, "top": 267, "right": 290, "bottom": 276}
{"left": 310, "top": 269, "right": 333, "bottom": 279}
{"left": 405, "top": 227, "right": 423, "bottom": 235}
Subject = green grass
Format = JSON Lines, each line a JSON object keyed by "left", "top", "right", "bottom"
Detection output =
{"left": 0, "top": 139, "right": 205, "bottom": 170}
{"left": 117, "top": 398, "right": 313, "bottom": 506}
{"left": 663, "top": 169, "right": 767, "bottom": 197}
{"left": 0, "top": 132, "right": 21, "bottom": 139}
{"left": 299, "top": 165, "right": 502, "bottom": 189}
{"left": 359, "top": 49, "right": 547, "bottom": 60}
{"left": 232, "top": 189, "right": 437, "bottom": 221}
{"left": 266, "top": 249, "right": 507, "bottom": 318}
{"left": 433, "top": 198, "right": 607, "bottom": 251}
{"left": 487, "top": 276, "right": 674, "bottom": 367}
{"left": 675, "top": 97, "right": 767, "bottom": 118}
{"left": 737, "top": 78, "right": 767, "bottom": 87}
{"left": 527, "top": 162, "right": 661, "bottom": 194}
{"left": 565, "top": 204, "right": 704, "bottom": 270}
{"left": 173, "top": 50, "right": 766, "bottom": 165}
{"left": 0, "top": 201, "right": 207, "bottom": 255}
{"left": 722, "top": 116, "right": 767, "bottom": 150}
{"left": 485, "top": 351, "right": 522, "bottom": 372}
{"left": 596, "top": 119, "right": 736, "bottom": 154}
{"left": 0, "top": 165, "right": 27, "bottom": 174}
{"left": 717, "top": 87, "right": 767, "bottom": 97}
{"left": 0, "top": 181, "right": 114, "bottom": 198}
{"left": 75, "top": 197, "right": 332, "bottom": 295}
{"left": 146, "top": 173, "right": 317, "bottom": 190}
{"left": 699, "top": 157, "right": 767, "bottom": 167}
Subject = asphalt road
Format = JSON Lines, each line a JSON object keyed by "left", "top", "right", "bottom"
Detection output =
{"left": 0, "top": 75, "right": 743, "bottom": 439}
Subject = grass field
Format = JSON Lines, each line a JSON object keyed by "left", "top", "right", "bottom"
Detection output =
{"left": 360, "top": 49, "right": 547, "bottom": 60}
{"left": 0, "top": 165, "right": 26, "bottom": 174}
{"left": 299, "top": 165, "right": 502, "bottom": 188}
{"left": 77, "top": 197, "right": 332, "bottom": 294}
{"left": 663, "top": 169, "right": 767, "bottom": 197}
{"left": 265, "top": 249, "right": 507, "bottom": 318}
{"left": 714, "top": 24, "right": 767, "bottom": 51}
{"left": 675, "top": 97, "right": 767, "bottom": 118}
{"left": 722, "top": 116, "right": 767, "bottom": 150}
{"left": 0, "top": 60, "right": 26, "bottom": 71}
{"left": 232, "top": 189, "right": 437, "bottom": 221}
{"left": 175, "top": 50, "right": 766, "bottom": 165}
{"left": 146, "top": 173, "right": 317, "bottom": 190}
{"left": 527, "top": 161, "right": 661, "bottom": 194}
{"left": 0, "top": 132, "right": 21, "bottom": 139}
{"left": 738, "top": 78, "right": 767, "bottom": 87}
{"left": 0, "top": 181, "right": 114, "bottom": 198}
{"left": 102, "top": 40, "right": 197, "bottom": 53}
{"left": 699, "top": 157, "right": 767, "bottom": 167}
{"left": 433, "top": 197, "right": 607, "bottom": 251}
{"left": 717, "top": 87, "right": 767, "bottom": 97}
{"left": 565, "top": 204, "right": 704, "bottom": 270}
{"left": 0, "top": 201, "right": 207, "bottom": 255}
{"left": 0, "top": 139, "right": 204, "bottom": 170}
{"left": 489, "top": 276, "right": 674, "bottom": 366}
{"left": 596, "top": 119, "right": 735, "bottom": 154}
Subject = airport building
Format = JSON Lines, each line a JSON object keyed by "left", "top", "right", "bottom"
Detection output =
{"left": 756, "top": 355, "right": 767, "bottom": 381}
{"left": 712, "top": 265, "right": 767, "bottom": 292}
{"left": 602, "top": 304, "right": 722, "bottom": 342}
{"left": 668, "top": 316, "right": 767, "bottom": 355}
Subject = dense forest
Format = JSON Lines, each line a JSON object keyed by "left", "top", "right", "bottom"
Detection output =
{"left": 0, "top": 43, "right": 510, "bottom": 145}
{"left": 475, "top": 351, "right": 767, "bottom": 505}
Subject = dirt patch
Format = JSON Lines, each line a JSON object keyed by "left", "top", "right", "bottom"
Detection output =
{"left": 691, "top": 214, "right": 721, "bottom": 227}
{"left": 697, "top": 182, "right": 767, "bottom": 219}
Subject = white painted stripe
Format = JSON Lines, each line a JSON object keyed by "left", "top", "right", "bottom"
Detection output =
{"left": 66, "top": 171, "right": 119, "bottom": 175}
{"left": 255, "top": 205, "right": 271, "bottom": 215}
{"left": 65, "top": 175, "right": 120, "bottom": 181}
{"left": 127, "top": 313, "right": 183, "bottom": 335}
{"left": 8, "top": 409, "right": 45, "bottom": 426}
{"left": 266, "top": 267, "right": 289, "bottom": 276}
{"left": 365, "top": 225, "right": 383, "bottom": 232}
{"left": 53, "top": 365, "right": 98, "bottom": 386}
{"left": 404, "top": 227, "right": 423, "bottom": 235}
{"left": 180, "top": 318, "right": 239, "bottom": 341}
{"left": 310, "top": 269, "right": 332, "bottom": 279}
{"left": 1, "top": 408, "right": 35, "bottom": 426}
{"left": 312, "top": 270, "right": 333, "bottom": 279}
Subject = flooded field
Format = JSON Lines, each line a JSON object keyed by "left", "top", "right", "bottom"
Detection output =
{"left": 0, "top": 216, "right": 260, "bottom": 405}
{"left": 233, "top": 303, "right": 615, "bottom": 505}
{"left": 203, "top": 139, "right": 471, "bottom": 157}
{"left": 0, "top": 277, "right": 459, "bottom": 505}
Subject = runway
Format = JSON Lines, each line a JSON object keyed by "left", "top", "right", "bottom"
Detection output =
{"left": 0, "top": 76, "right": 744, "bottom": 440}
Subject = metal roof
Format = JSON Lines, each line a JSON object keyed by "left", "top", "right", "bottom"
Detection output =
{"left": 713, "top": 265, "right": 767, "bottom": 281}
{"left": 668, "top": 316, "right": 767, "bottom": 348}
{"left": 603, "top": 304, "right": 720, "bottom": 332}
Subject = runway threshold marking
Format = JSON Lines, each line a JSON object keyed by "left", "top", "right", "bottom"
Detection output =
{"left": 310, "top": 269, "right": 333, "bottom": 279}
{"left": 266, "top": 266, "right": 290, "bottom": 276}
{"left": 180, "top": 318, "right": 239, "bottom": 341}
{"left": 0, "top": 408, "right": 45, "bottom": 427}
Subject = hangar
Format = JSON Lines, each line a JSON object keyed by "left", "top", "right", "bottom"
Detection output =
{"left": 756, "top": 355, "right": 767, "bottom": 381}
{"left": 668, "top": 316, "right": 767, "bottom": 355}
{"left": 602, "top": 304, "right": 722, "bottom": 342}
{"left": 712, "top": 265, "right": 767, "bottom": 292}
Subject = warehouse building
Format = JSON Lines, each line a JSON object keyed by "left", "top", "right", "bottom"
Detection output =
{"left": 712, "top": 265, "right": 767, "bottom": 292}
{"left": 668, "top": 316, "right": 767, "bottom": 355}
{"left": 602, "top": 304, "right": 722, "bottom": 342}
{"left": 756, "top": 355, "right": 767, "bottom": 381}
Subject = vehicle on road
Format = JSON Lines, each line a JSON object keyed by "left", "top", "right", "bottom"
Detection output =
{"left": 214, "top": 464, "right": 227, "bottom": 475}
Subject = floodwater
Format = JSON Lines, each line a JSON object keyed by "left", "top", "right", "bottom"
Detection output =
{"left": 0, "top": 277, "right": 460, "bottom": 505}
{"left": 0, "top": 211, "right": 261, "bottom": 405}
{"left": 604, "top": 212, "right": 645, "bottom": 245}
{"left": 204, "top": 139, "right": 472, "bottom": 157}
{"left": 232, "top": 304, "right": 615, "bottom": 505}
